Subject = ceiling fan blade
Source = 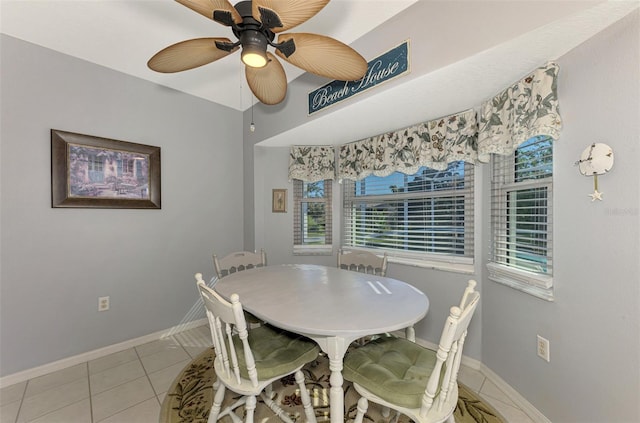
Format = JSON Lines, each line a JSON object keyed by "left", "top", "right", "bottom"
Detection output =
{"left": 148, "top": 38, "right": 238, "bottom": 73}
{"left": 275, "top": 33, "right": 367, "bottom": 81}
{"left": 175, "top": 0, "right": 241, "bottom": 24}
{"left": 245, "top": 52, "right": 287, "bottom": 105}
{"left": 252, "top": 0, "right": 329, "bottom": 33}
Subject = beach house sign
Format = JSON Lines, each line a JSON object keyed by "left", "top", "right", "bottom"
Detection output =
{"left": 308, "top": 40, "right": 410, "bottom": 115}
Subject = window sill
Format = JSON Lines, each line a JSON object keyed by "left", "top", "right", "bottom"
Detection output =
{"left": 487, "top": 262, "right": 554, "bottom": 301}
{"left": 389, "top": 255, "right": 475, "bottom": 274}
{"left": 293, "top": 245, "right": 333, "bottom": 256}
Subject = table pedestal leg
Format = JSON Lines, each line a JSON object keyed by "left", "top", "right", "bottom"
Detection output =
{"left": 314, "top": 337, "right": 349, "bottom": 423}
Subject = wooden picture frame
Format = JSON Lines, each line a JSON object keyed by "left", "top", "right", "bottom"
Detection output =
{"left": 272, "top": 189, "right": 287, "bottom": 213}
{"left": 51, "top": 129, "right": 161, "bottom": 209}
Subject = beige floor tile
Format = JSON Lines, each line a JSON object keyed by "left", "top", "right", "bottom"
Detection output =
{"left": 135, "top": 337, "right": 180, "bottom": 358}
{"left": 98, "top": 397, "right": 160, "bottom": 423}
{"left": 173, "top": 327, "right": 211, "bottom": 358}
{"left": 139, "top": 345, "right": 190, "bottom": 374}
{"left": 147, "top": 359, "right": 191, "bottom": 396}
{"left": 28, "top": 399, "right": 91, "bottom": 423}
{"left": 24, "top": 364, "right": 87, "bottom": 398}
{"left": 0, "top": 399, "right": 22, "bottom": 423}
{"left": 489, "top": 398, "right": 537, "bottom": 423}
{"left": 91, "top": 376, "right": 155, "bottom": 422}
{"left": 1, "top": 381, "right": 27, "bottom": 406}
{"left": 480, "top": 378, "right": 519, "bottom": 409}
{"left": 17, "top": 378, "right": 89, "bottom": 423}
{"left": 458, "top": 365, "right": 485, "bottom": 392}
{"left": 89, "top": 359, "right": 146, "bottom": 395}
{"left": 88, "top": 348, "right": 139, "bottom": 375}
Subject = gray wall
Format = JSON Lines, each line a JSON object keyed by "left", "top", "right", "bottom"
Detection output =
{"left": 481, "top": 11, "right": 639, "bottom": 423}
{"left": 0, "top": 35, "right": 244, "bottom": 376}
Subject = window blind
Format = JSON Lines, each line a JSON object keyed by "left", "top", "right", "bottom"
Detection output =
{"left": 343, "top": 162, "right": 474, "bottom": 260}
{"left": 490, "top": 135, "right": 553, "bottom": 284}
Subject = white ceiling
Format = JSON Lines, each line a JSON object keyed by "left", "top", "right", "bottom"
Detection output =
{"left": 0, "top": 0, "right": 419, "bottom": 111}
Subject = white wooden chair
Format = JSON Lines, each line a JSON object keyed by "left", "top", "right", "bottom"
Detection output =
{"left": 338, "top": 249, "right": 413, "bottom": 342}
{"left": 337, "top": 248, "right": 388, "bottom": 276}
{"left": 344, "top": 280, "right": 480, "bottom": 423}
{"left": 213, "top": 249, "right": 267, "bottom": 279}
{"left": 212, "top": 250, "right": 267, "bottom": 326}
{"left": 195, "top": 273, "right": 319, "bottom": 423}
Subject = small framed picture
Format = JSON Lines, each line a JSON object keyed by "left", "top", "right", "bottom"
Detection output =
{"left": 272, "top": 189, "right": 287, "bottom": 213}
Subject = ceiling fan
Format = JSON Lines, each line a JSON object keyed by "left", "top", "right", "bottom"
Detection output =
{"left": 147, "top": 0, "right": 368, "bottom": 105}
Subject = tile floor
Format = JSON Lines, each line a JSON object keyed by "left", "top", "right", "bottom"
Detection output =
{"left": 0, "top": 324, "right": 537, "bottom": 423}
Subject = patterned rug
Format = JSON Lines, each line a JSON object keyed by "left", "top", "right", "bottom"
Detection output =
{"left": 160, "top": 347, "right": 504, "bottom": 423}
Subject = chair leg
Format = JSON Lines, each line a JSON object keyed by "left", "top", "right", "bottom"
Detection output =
{"left": 382, "top": 406, "right": 390, "bottom": 418}
{"left": 295, "top": 369, "right": 317, "bottom": 423}
{"left": 259, "top": 392, "right": 295, "bottom": 423}
{"left": 217, "top": 397, "right": 247, "bottom": 423}
{"left": 353, "top": 397, "right": 368, "bottom": 423}
{"left": 208, "top": 384, "right": 226, "bottom": 423}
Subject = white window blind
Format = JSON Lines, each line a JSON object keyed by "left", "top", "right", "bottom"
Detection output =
{"left": 489, "top": 135, "right": 553, "bottom": 295}
{"left": 293, "top": 180, "right": 332, "bottom": 248}
{"left": 342, "top": 162, "right": 474, "bottom": 263}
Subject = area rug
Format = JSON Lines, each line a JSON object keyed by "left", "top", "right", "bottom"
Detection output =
{"left": 160, "top": 347, "right": 504, "bottom": 423}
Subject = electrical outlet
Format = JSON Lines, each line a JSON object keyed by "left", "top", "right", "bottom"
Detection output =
{"left": 537, "top": 335, "right": 550, "bottom": 362}
{"left": 98, "top": 296, "right": 110, "bottom": 312}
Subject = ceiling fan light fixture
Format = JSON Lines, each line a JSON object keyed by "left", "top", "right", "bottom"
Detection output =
{"left": 240, "top": 30, "right": 268, "bottom": 68}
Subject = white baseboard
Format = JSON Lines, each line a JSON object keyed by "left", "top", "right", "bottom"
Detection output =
{"left": 0, "top": 318, "right": 208, "bottom": 388}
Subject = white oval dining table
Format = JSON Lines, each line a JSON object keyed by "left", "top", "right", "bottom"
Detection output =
{"left": 213, "top": 263, "right": 429, "bottom": 423}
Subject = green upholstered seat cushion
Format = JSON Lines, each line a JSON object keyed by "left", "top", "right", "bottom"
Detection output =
{"left": 231, "top": 324, "right": 319, "bottom": 380}
{"left": 343, "top": 337, "right": 441, "bottom": 409}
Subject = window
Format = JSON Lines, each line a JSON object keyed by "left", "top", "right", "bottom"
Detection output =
{"left": 342, "top": 161, "right": 474, "bottom": 269}
{"left": 293, "top": 179, "right": 332, "bottom": 253}
{"left": 120, "top": 159, "right": 135, "bottom": 176}
{"left": 88, "top": 155, "right": 103, "bottom": 172}
{"left": 488, "top": 135, "right": 553, "bottom": 299}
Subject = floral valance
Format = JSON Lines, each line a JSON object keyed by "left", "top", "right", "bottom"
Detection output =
{"left": 288, "top": 145, "right": 335, "bottom": 182}
{"left": 337, "top": 109, "right": 478, "bottom": 181}
{"left": 477, "top": 62, "right": 562, "bottom": 163}
{"left": 287, "top": 63, "right": 562, "bottom": 182}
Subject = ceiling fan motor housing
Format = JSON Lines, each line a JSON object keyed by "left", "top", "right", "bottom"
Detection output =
{"left": 230, "top": 1, "right": 295, "bottom": 58}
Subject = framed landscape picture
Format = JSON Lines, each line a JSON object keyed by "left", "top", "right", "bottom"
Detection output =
{"left": 51, "top": 129, "right": 161, "bottom": 209}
